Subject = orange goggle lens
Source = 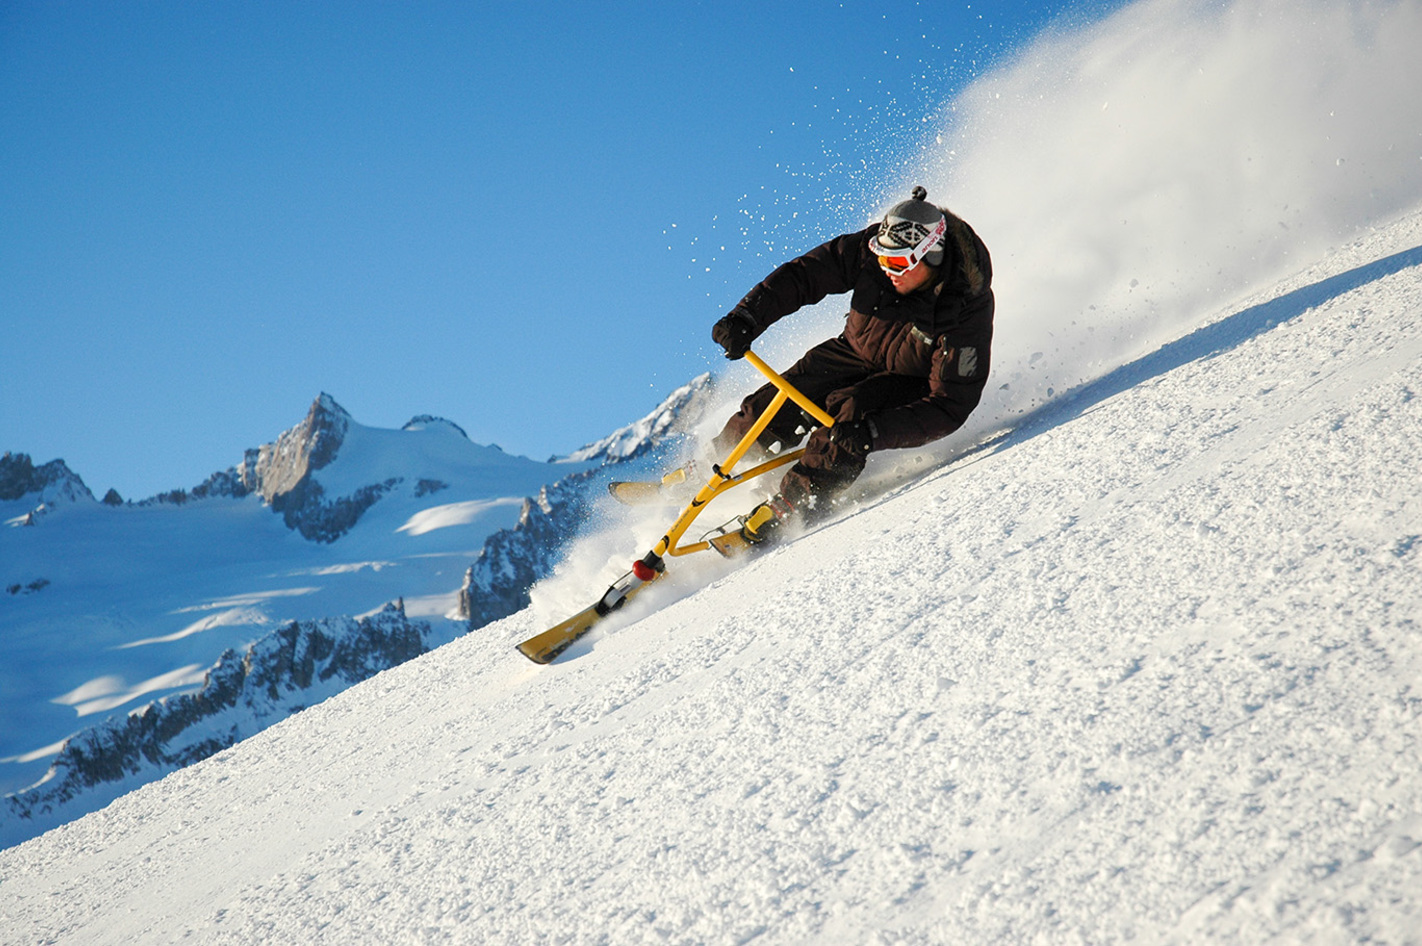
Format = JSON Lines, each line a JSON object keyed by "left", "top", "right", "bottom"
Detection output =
{"left": 877, "top": 254, "right": 915, "bottom": 275}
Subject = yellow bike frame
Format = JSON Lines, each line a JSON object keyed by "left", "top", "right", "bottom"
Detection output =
{"left": 516, "top": 350, "right": 831, "bottom": 663}
{"left": 649, "top": 349, "right": 834, "bottom": 559}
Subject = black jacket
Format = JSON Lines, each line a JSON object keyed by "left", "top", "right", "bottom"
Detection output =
{"left": 734, "top": 210, "right": 994, "bottom": 449}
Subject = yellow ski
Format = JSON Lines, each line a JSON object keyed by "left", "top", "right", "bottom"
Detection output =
{"left": 607, "top": 465, "right": 697, "bottom": 506}
{"left": 515, "top": 572, "right": 655, "bottom": 664}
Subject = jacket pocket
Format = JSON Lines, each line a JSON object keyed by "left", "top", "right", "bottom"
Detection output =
{"left": 936, "top": 337, "right": 986, "bottom": 383}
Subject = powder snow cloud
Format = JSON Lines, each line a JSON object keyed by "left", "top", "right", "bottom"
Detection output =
{"left": 909, "top": 0, "right": 1422, "bottom": 428}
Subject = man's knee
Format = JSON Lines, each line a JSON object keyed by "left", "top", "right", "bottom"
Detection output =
{"left": 780, "top": 427, "right": 867, "bottom": 511}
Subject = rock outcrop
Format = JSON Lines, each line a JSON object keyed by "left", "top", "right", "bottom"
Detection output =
{"left": 0, "top": 452, "right": 94, "bottom": 508}
{"left": 458, "top": 471, "right": 596, "bottom": 628}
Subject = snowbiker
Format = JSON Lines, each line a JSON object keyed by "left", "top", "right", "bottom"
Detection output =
{"left": 710, "top": 186, "right": 994, "bottom": 545}
{"left": 516, "top": 190, "right": 994, "bottom": 663}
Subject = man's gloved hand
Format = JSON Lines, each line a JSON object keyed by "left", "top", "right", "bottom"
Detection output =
{"left": 712, "top": 308, "right": 758, "bottom": 360}
{"left": 829, "top": 418, "right": 877, "bottom": 457}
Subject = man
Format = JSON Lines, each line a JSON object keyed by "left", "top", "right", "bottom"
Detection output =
{"left": 710, "top": 186, "right": 994, "bottom": 545}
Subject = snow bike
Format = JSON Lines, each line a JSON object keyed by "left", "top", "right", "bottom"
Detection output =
{"left": 516, "top": 350, "right": 835, "bottom": 664}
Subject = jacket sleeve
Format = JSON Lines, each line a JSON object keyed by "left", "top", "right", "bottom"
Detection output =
{"left": 734, "top": 227, "right": 872, "bottom": 332}
{"left": 871, "top": 293, "right": 995, "bottom": 451}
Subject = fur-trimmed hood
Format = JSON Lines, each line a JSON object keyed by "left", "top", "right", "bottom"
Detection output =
{"left": 938, "top": 205, "right": 990, "bottom": 297}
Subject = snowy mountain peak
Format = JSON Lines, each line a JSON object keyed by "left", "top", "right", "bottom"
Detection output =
{"left": 219, "top": 393, "right": 568, "bottom": 543}
{"left": 233, "top": 393, "right": 351, "bottom": 503}
{"left": 0, "top": 452, "right": 94, "bottom": 517}
{"left": 313, "top": 391, "right": 349, "bottom": 419}
{"left": 560, "top": 372, "right": 716, "bottom": 463}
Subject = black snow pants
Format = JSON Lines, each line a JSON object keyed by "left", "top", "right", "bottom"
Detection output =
{"left": 711, "top": 335, "right": 930, "bottom": 515}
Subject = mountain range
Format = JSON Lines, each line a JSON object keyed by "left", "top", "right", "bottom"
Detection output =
{"left": 0, "top": 373, "right": 714, "bottom": 848}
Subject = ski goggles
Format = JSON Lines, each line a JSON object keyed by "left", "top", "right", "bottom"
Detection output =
{"left": 869, "top": 215, "right": 947, "bottom": 275}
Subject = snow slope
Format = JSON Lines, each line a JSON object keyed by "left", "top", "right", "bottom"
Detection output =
{"left": 3, "top": 202, "right": 1419, "bottom": 943}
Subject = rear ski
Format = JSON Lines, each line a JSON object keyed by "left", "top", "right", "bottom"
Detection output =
{"left": 607, "top": 465, "right": 697, "bottom": 506}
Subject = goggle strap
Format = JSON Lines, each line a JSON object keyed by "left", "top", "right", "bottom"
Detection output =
{"left": 872, "top": 214, "right": 947, "bottom": 272}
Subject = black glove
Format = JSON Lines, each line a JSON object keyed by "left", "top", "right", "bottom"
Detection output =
{"left": 712, "top": 308, "right": 758, "bottom": 360}
{"left": 829, "top": 418, "right": 876, "bottom": 457}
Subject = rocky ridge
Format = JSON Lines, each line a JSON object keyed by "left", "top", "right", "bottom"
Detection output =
{"left": 0, "top": 602, "right": 439, "bottom": 848}
{"left": 560, "top": 373, "right": 715, "bottom": 463}
{"left": 0, "top": 452, "right": 94, "bottom": 523}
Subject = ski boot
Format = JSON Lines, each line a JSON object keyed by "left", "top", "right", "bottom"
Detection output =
{"left": 740, "top": 493, "right": 798, "bottom": 546}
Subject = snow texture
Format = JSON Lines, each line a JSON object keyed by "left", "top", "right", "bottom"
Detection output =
{"left": 561, "top": 373, "right": 716, "bottom": 463}
{"left": 3, "top": 201, "right": 1420, "bottom": 946}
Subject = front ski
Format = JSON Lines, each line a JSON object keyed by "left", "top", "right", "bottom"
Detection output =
{"left": 516, "top": 557, "right": 661, "bottom": 664}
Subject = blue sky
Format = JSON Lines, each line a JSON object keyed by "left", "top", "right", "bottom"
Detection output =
{"left": 2, "top": 1, "right": 1127, "bottom": 500}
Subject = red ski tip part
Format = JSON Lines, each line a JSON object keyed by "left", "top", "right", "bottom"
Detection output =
{"left": 632, "top": 560, "right": 657, "bottom": 582}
